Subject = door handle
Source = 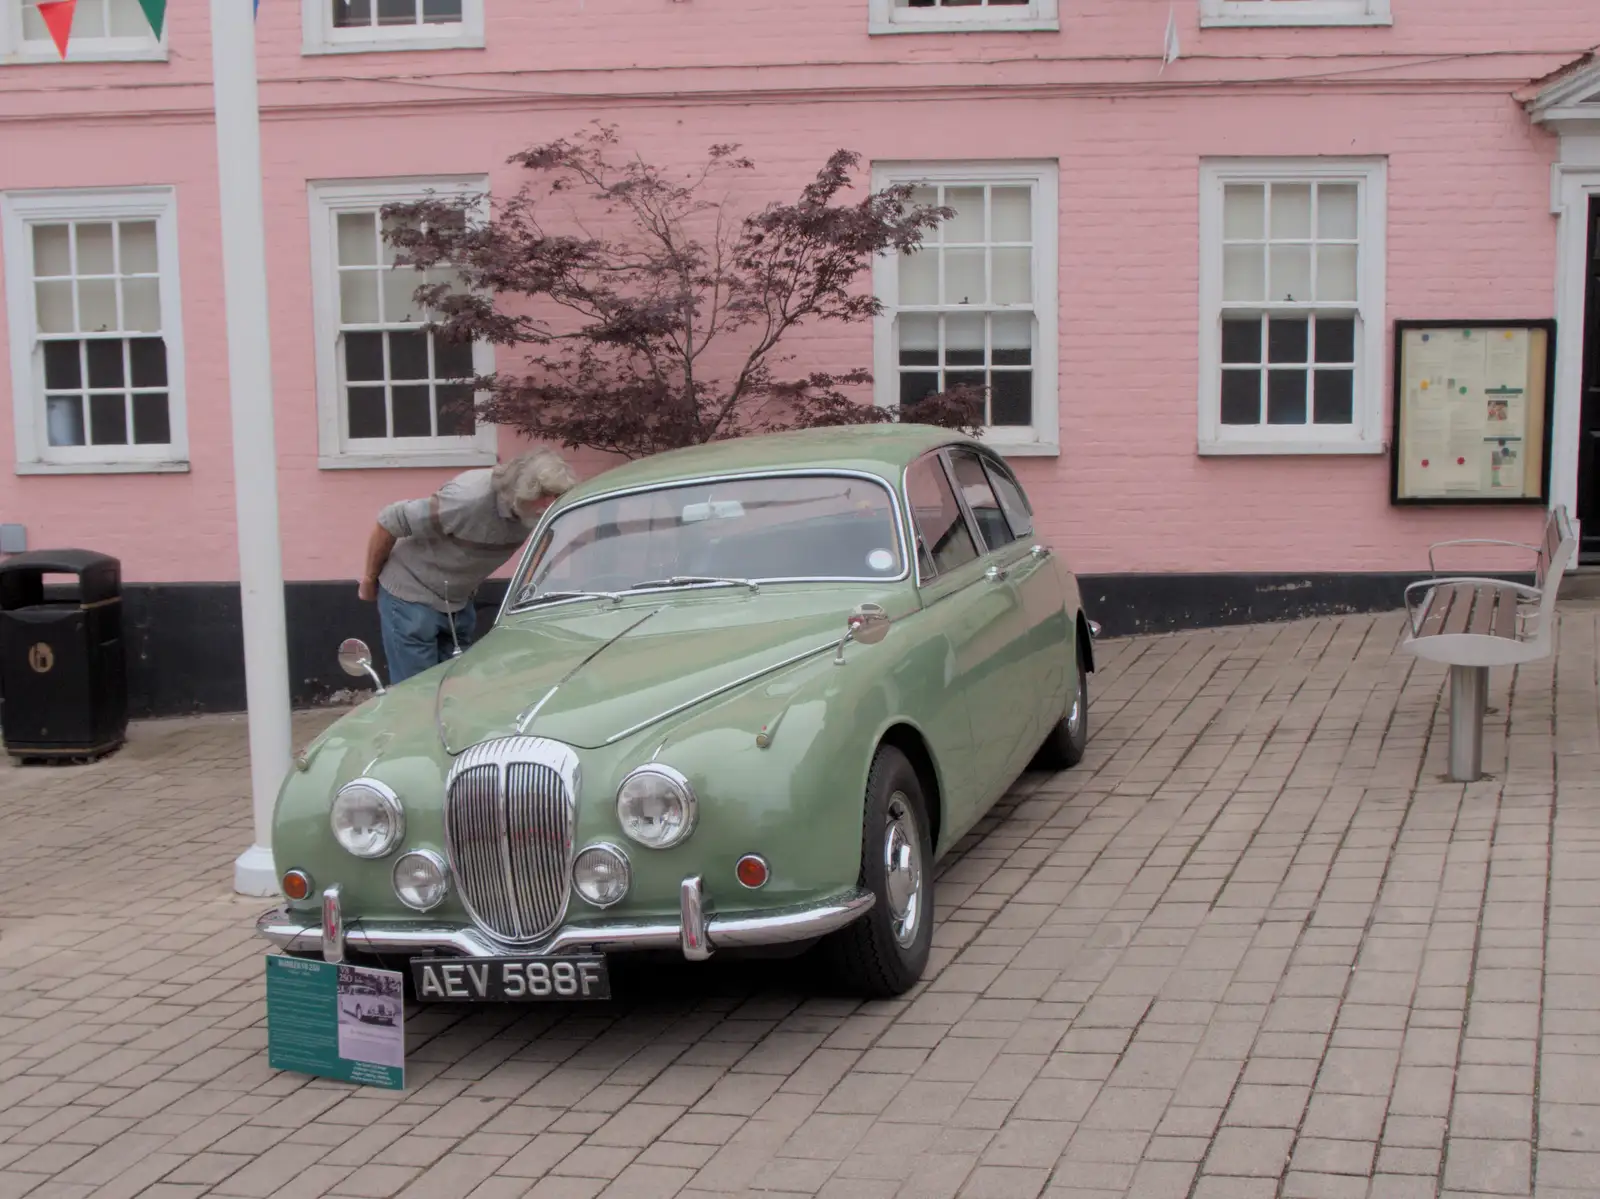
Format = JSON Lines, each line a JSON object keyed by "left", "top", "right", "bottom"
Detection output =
{"left": 984, "top": 564, "right": 1009, "bottom": 583}
{"left": 1030, "top": 544, "right": 1052, "bottom": 561}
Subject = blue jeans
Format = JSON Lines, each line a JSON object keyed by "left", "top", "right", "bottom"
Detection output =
{"left": 377, "top": 586, "right": 477, "bottom": 685}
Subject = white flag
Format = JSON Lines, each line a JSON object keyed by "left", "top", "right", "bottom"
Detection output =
{"left": 1161, "top": 4, "right": 1181, "bottom": 72}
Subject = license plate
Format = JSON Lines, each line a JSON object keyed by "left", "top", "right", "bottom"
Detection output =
{"left": 411, "top": 956, "right": 610, "bottom": 1002}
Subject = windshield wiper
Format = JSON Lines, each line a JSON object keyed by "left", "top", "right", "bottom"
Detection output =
{"left": 626, "top": 575, "right": 760, "bottom": 594}
{"left": 515, "top": 588, "right": 622, "bottom": 609}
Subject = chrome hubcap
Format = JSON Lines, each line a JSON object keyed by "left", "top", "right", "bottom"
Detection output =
{"left": 883, "top": 792, "right": 923, "bottom": 948}
{"left": 1067, "top": 670, "right": 1085, "bottom": 738}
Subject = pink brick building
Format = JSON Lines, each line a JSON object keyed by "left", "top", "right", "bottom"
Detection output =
{"left": 1, "top": 0, "right": 1597, "bottom": 713}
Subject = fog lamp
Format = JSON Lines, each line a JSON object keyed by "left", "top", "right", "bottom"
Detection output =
{"left": 573, "top": 844, "right": 631, "bottom": 908}
{"left": 393, "top": 850, "right": 449, "bottom": 912}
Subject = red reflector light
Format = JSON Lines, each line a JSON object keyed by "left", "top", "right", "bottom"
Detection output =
{"left": 736, "top": 855, "right": 769, "bottom": 889}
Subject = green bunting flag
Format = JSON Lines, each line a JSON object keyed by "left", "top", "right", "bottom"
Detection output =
{"left": 136, "top": 0, "right": 165, "bottom": 38}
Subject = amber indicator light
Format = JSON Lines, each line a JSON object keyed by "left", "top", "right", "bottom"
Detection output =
{"left": 281, "top": 871, "right": 311, "bottom": 901}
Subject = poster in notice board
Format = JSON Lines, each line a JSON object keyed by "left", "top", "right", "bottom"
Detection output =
{"left": 266, "top": 956, "right": 405, "bottom": 1090}
{"left": 1391, "top": 320, "right": 1555, "bottom": 505}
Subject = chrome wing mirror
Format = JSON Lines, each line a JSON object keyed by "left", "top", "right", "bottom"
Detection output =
{"left": 834, "top": 603, "right": 890, "bottom": 665}
{"left": 338, "top": 637, "right": 386, "bottom": 695}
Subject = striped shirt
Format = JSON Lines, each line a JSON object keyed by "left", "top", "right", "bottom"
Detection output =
{"left": 376, "top": 469, "right": 530, "bottom": 613}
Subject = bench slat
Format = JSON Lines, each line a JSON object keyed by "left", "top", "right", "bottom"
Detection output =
{"left": 1492, "top": 589, "right": 1518, "bottom": 641}
{"left": 1417, "top": 585, "right": 1457, "bottom": 639}
{"left": 1439, "top": 585, "right": 1478, "bottom": 636}
{"left": 1466, "top": 587, "right": 1497, "bottom": 637}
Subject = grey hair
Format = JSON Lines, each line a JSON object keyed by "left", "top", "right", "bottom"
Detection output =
{"left": 492, "top": 448, "right": 578, "bottom": 512}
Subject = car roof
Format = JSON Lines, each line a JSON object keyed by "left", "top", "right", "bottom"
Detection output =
{"left": 556, "top": 423, "right": 985, "bottom": 504}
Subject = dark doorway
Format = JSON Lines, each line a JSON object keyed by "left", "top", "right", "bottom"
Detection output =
{"left": 1580, "top": 197, "right": 1600, "bottom": 562}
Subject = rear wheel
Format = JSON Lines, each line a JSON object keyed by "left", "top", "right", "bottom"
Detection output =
{"left": 1034, "top": 650, "right": 1089, "bottom": 770}
{"left": 823, "top": 745, "right": 934, "bottom": 998}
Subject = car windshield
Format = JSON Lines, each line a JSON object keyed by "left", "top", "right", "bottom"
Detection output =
{"left": 509, "top": 473, "right": 905, "bottom": 608}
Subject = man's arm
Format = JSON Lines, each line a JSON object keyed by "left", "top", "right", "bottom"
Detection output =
{"left": 359, "top": 525, "right": 397, "bottom": 602}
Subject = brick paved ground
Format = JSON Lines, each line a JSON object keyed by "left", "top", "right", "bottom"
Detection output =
{"left": 2, "top": 603, "right": 1598, "bottom": 1199}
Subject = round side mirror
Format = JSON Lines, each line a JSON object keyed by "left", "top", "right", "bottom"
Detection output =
{"left": 848, "top": 603, "right": 891, "bottom": 646}
{"left": 338, "top": 638, "right": 373, "bottom": 678}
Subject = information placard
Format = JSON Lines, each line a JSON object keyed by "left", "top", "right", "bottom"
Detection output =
{"left": 1391, "top": 320, "right": 1555, "bottom": 505}
{"left": 265, "top": 956, "right": 405, "bottom": 1090}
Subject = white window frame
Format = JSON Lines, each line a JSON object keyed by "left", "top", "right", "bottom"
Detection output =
{"left": 2, "top": 186, "right": 189, "bottom": 474}
{"left": 1199, "top": 0, "right": 1391, "bottom": 28}
{"left": 868, "top": 0, "right": 1058, "bottom": 36}
{"left": 872, "top": 160, "right": 1060, "bottom": 457}
{"left": 302, "top": 0, "right": 484, "bottom": 55}
{"left": 309, "top": 176, "right": 498, "bottom": 470}
{"left": 1198, "top": 157, "right": 1387, "bottom": 456}
{"left": 1, "top": 0, "right": 166, "bottom": 65}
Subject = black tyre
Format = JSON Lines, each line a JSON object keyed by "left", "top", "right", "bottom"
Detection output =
{"left": 1033, "top": 650, "right": 1089, "bottom": 770}
{"left": 823, "top": 745, "right": 934, "bottom": 998}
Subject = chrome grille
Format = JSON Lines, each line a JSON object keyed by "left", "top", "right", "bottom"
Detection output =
{"left": 444, "top": 737, "right": 580, "bottom": 944}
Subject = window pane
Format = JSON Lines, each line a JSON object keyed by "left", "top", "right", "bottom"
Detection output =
{"left": 129, "top": 337, "right": 167, "bottom": 387}
{"left": 1269, "top": 245, "right": 1311, "bottom": 302}
{"left": 44, "top": 341, "right": 82, "bottom": 389}
{"left": 392, "top": 386, "right": 433, "bottom": 437}
{"left": 78, "top": 279, "right": 118, "bottom": 331}
{"left": 943, "top": 249, "right": 985, "bottom": 305}
{"left": 991, "top": 187, "right": 1031, "bottom": 241}
{"left": 86, "top": 339, "right": 124, "bottom": 388}
{"left": 33, "top": 226, "right": 72, "bottom": 277}
{"left": 132, "top": 393, "right": 171, "bottom": 444}
{"left": 434, "top": 336, "right": 475, "bottom": 380}
{"left": 983, "top": 461, "right": 1034, "bottom": 537}
{"left": 949, "top": 449, "right": 1012, "bottom": 551}
{"left": 76, "top": 223, "right": 114, "bottom": 275}
{"left": 944, "top": 188, "right": 985, "bottom": 242}
{"left": 1315, "top": 316, "right": 1356, "bottom": 364}
{"left": 1223, "top": 246, "right": 1264, "bottom": 302}
{"left": 1267, "top": 370, "right": 1308, "bottom": 424}
{"left": 946, "top": 314, "right": 984, "bottom": 366}
{"left": 1313, "top": 370, "right": 1354, "bottom": 424}
{"left": 376, "top": 0, "right": 416, "bottom": 25}
{"left": 1224, "top": 185, "right": 1265, "bottom": 240}
{"left": 1318, "top": 184, "right": 1358, "bottom": 239}
{"left": 899, "top": 249, "right": 938, "bottom": 305}
{"left": 89, "top": 394, "right": 128, "bottom": 445}
{"left": 436, "top": 384, "right": 476, "bottom": 436}
{"left": 340, "top": 271, "right": 380, "bottom": 324}
{"left": 1316, "top": 245, "right": 1358, "bottom": 302}
{"left": 900, "top": 372, "right": 940, "bottom": 407}
{"left": 388, "top": 330, "right": 429, "bottom": 380}
{"left": 422, "top": 0, "right": 461, "bottom": 20}
{"left": 36, "top": 281, "right": 75, "bottom": 333}
{"left": 1222, "top": 318, "right": 1260, "bottom": 365}
{"left": 1220, "top": 370, "right": 1260, "bottom": 425}
{"left": 905, "top": 456, "right": 978, "bottom": 576}
{"left": 347, "top": 387, "right": 387, "bottom": 438}
{"left": 1267, "top": 317, "right": 1308, "bottom": 364}
{"left": 122, "top": 278, "right": 161, "bottom": 332}
{"left": 992, "top": 247, "right": 1031, "bottom": 305}
{"left": 345, "top": 332, "right": 385, "bottom": 382}
{"left": 119, "top": 221, "right": 158, "bottom": 273}
{"left": 898, "top": 313, "right": 938, "bottom": 365}
{"left": 47, "top": 396, "right": 86, "bottom": 446}
{"left": 991, "top": 312, "right": 1031, "bottom": 365}
{"left": 109, "top": 0, "right": 150, "bottom": 38}
{"left": 1271, "top": 184, "right": 1312, "bottom": 239}
{"left": 990, "top": 372, "right": 1032, "bottom": 427}
{"left": 334, "top": 0, "right": 373, "bottom": 27}
{"left": 383, "top": 267, "right": 424, "bottom": 323}
{"left": 337, "top": 213, "right": 379, "bottom": 266}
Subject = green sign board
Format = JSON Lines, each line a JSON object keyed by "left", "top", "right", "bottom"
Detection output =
{"left": 265, "top": 956, "right": 405, "bottom": 1090}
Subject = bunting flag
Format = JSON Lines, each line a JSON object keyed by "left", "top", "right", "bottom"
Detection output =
{"left": 1160, "top": 4, "right": 1181, "bottom": 74}
{"left": 137, "top": 0, "right": 165, "bottom": 37}
{"left": 37, "top": 0, "right": 76, "bottom": 58}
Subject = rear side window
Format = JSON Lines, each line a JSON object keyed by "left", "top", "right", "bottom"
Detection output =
{"left": 948, "top": 449, "right": 1017, "bottom": 552}
{"left": 906, "top": 455, "right": 978, "bottom": 577}
{"left": 983, "top": 459, "right": 1034, "bottom": 539}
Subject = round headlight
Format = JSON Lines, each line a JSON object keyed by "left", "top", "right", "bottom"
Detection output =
{"left": 330, "top": 780, "right": 404, "bottom": 859}
{"left": 573, "top": 844, "right": 631, "bottom": 908}
{"left": 393, "top": 850, "right": 449, "bottom": 912}
{"left": 616, "top": 766, "right": 697, "bottom": 849}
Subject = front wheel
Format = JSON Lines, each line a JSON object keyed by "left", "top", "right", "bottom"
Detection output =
{"left": 1033, "top": 651, "right": 1089, "bottom": 770}
{"left": 822, "top": 745, "right": 934, "bottom": 998}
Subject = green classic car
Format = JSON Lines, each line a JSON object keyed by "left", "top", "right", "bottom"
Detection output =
{"left": 257, "top": 424, "right": 1097, "bottom": 999}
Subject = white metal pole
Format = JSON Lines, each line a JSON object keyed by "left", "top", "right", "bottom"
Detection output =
{"left": 210, "top": 0, "right": 293, "bottom": 896}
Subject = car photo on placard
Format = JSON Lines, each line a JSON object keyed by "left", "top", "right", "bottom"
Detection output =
{"left": 335, "top": 964, "right": 404, "bottom": 1069}
{"left": 257, "top": 425, "right": 1098, "bottom": 1002}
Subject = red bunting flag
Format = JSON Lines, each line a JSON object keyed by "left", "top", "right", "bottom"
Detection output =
{"left": 137, "top": 0, "right": 165, "bottom": 38}
{"left": 37, "top": 0, "right": 76, "bottom": 58}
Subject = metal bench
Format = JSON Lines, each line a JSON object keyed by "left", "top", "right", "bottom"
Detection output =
{"left": 1402, "top": 505, "right": 1576, "bottom": 782}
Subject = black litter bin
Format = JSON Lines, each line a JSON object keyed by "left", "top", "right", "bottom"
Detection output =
{"left": 0, "top": 550, "right": 128, "bottom": 762}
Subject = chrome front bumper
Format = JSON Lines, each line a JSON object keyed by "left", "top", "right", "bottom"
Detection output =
{"left": 256, "top": 876, "right": 875, "bottom": 964}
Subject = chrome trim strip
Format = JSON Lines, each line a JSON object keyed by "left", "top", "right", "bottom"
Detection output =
{"left": 256, "top": 887, "right": 875, "bottom": 960}
{"left": 322, "top": 886, "right": 344, "bottom": 965}
{"left": 601, "top": 641, "right": 839, "bottom": 746}
{"left": 497, "top": 468, "right": 913, "bottom": 623}
{"left": 680, "top": 876, "right": 710, "bottom": 961}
